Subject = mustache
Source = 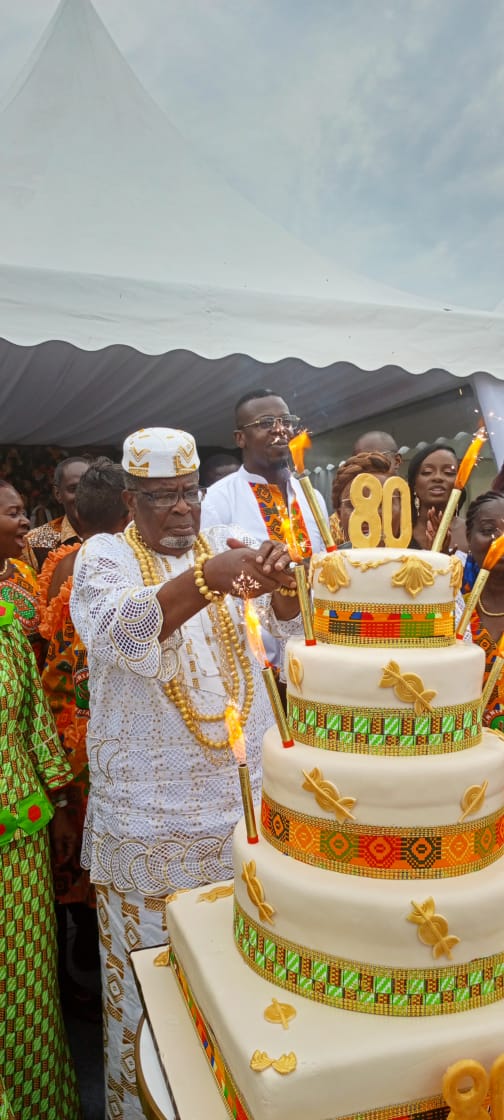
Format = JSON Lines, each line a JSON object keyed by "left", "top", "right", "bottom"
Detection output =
{"left": 159, "top": 533, "right": 197, "bottom": 550}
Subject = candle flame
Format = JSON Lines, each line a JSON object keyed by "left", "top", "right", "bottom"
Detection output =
{"left": 225, "top": 706, "right": 246, "bottom": 764}
{"left": 482, "top": 532, "right": 504, "bottom": 571}
{"left": 244, "top": 600, "right": 267, "bottom": 665}
{"left": 289, "top": 430, "right": 311, "bottom": 474}
{"left": 280, "top": 516, "right": 302, "bottom": 562}
{"left": 455, "top": 429, "right": 487, "bottom": 489}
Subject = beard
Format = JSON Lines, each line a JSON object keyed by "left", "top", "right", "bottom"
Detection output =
{"left": 159, "top": 533, "right": 197, "bottom": 551}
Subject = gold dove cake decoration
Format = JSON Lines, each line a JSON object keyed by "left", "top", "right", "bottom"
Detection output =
{"left": 302, "top": 768, "right": 356, "bottom": 822}
{"left": 250, "top": 1051, "right": 297, "bottom": 1075}
{"left": 380, "top": 661, "right": 437, "bottom": 714}
{"left": 408, "top": 898, "right": 460, "bottom": 960}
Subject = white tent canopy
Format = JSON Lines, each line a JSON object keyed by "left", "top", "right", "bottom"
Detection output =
{"left": 0, "top": 0, "right": 503, "bottom": 451}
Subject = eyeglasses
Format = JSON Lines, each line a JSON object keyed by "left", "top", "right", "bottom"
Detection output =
{"left": 239, "top": 414, "right": 301, "bottom": 432}
{"left": 134, "top": 487, "right": 206, "bottom": 509}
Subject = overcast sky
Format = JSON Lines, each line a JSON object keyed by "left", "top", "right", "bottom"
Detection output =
{"left": 0, "top": 0, "right": 503, "bottom": 310}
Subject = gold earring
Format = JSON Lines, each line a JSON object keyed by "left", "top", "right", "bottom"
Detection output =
{"left": 414, "top": 493, "right": 420, "bottom": 513}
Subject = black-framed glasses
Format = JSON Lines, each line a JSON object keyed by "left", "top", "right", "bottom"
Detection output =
{"left": 239, "top": 414, "right": 301, "bottom": 432}
{"left": 134, "top": 487, "right": 206, "bottom": 510}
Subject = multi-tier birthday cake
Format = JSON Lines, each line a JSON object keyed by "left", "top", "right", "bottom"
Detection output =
{"left": 165, "top": 547, "right": 504, "bottom": 1120}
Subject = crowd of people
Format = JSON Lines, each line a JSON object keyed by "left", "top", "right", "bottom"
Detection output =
{"left": 0, "top": 389, "right": 503, "bottom": 1120}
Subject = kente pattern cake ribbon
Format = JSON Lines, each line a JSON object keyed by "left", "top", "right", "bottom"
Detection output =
{"left": 287, "top": 696, "right": 482, "bottom": 755}
{"left": 260, "top": 793, "right": 504, "bottom": 879}
{"left": 313, "top": 601, "right": 455, "bottom": 647}
{"left": 234, "top": 900, "right": 504, "bottom": 1017}
{"left": 170, "top": 944, "right": 452, "bottom": 1120}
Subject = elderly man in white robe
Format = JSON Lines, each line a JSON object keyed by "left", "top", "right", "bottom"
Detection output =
{"left": 70, "top": 427, "right": 300, "bottom": 1120}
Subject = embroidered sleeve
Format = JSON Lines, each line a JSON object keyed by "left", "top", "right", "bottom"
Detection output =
{"left": 70, "top": 536, "right": 180, "bottom": 679}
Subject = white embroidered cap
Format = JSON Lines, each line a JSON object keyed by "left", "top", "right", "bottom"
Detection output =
{"left": 122, "top": 427, "right": 200, "bottom": 478}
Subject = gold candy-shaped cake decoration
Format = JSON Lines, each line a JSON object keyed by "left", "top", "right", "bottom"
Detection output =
{"left": 380, "top": 661, "right": 437, "bottom": 714}
{"left": 197, "top": 884, "right": 234, "bottom": 903}
{"left": 153, "top": 950, "right": 170, "bottom": 967}
{"left": 391, "top": 555, "right": 435, "bottom": 597}
{"left": 288, "top": 653, "right": 304, "bottom": 692}
{"left": 242, "top": 861, "right": 275, "bottom": 925}
{"left": 458, "top": 780, "right": 489, "bottom": 823}
{"left": 302, "top": 768, "right": 356, "bottom": 822}
{"left": 250, "top": 1051, "right": 297, "bottom": 1075}
{"left": 312, "top": 552, "right": 350, "bottom": 593}
{"left": 264, "top": 999, "right": 297, "bottom": 1030}
{"left": 408, "top": 898, "right": 460, "bottom": 960}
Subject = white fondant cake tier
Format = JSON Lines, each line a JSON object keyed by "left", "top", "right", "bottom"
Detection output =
{"left": 233, "top": 819, "right": 504, "bottom": 969}
{"left": 285, "top": 637, "right": 484, "bottom": 712}
{"left": 165, "top": 887, "right": 504, "bottom": 1120}
{"left": 262, "top": 726, "right": 504, "bottom": 828}
{"left": 310, "top": 547, "right": 460, "bottom": 609}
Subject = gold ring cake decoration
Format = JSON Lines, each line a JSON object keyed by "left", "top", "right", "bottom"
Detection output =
{"left": 197, "top": 883, "right": 234, "bottom": 903}
{"left": 301, "top": 768, "right": 356, "bottom": 822}
{"left": 442, "top": 1058, "right": 490, "bottom": 1120}
{"left": 459, "top": 781, "right": 489, "bottom": 823}
{"left": 242, "top": 861, "right": 275, "bottom": 925}
{"left": 263, "top": 999, "right": 297, "bottom": 1029}
{"left": 379, "top": 661, "right": 437, "bottom": 714}
{"left": 261, "top": 791, "right": 504, "bottom": 878}
{"left": 250, "top": 1050, "right": 297, "bottom": 1075}
{"left": 407, "top": 898, "right": 460, "bottom": 960}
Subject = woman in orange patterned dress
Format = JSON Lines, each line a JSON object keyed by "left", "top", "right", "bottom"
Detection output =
{"left": 0, "top": 481, "right": 44, "bottom": 669}
{"left": 463, "top": 490, "right": 504, "bottom": 730}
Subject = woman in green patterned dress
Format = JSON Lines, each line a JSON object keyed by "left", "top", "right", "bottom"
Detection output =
{"left": 0, "top": 601, "right": 81, "bottom": 1118}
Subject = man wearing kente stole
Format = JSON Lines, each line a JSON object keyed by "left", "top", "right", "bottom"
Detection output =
{"left": 70, "top": 427, "right": 300, "bottom": 1120}
{"left": 202, "top": 389, "right": 328, "bottom": 669}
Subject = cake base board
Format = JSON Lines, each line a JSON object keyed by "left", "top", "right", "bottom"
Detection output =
{"left": 165, "top": 883, "right": 504, "bottom": 1120}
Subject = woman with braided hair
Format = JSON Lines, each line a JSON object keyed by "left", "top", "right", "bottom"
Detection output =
{"left": 330, "top": 451, "right": 396, "bottom": 546}
{"left": 462, "top": 490, "right": 504, "bottom": 728}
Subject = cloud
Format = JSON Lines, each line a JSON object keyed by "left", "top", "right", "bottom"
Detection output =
{"left": 0, "top": 0, "right": 502, "bottom": 308}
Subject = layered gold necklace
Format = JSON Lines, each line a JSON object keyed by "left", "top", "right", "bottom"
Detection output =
{"left": 125, "top": 523, "right": 254, "bottom": 749}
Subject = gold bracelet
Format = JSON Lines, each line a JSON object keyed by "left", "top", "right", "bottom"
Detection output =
{"left": 278, "top": 586, "right": 298, "bottom": 597}
{"left": 193, "top": 555, "right": 225, "bottom": 602}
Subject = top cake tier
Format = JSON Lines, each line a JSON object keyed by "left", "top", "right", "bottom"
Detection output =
{"left": 310, "top": 547, "right": 463, "bottom": 647}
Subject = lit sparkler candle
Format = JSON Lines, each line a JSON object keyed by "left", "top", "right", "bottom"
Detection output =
{"left": 225, "top": 706, "right": 258, "bottom": 844}
{"left": 244, "top": 600, "right": 294, "bottom": 747}
{"left": 432, "top": 429, "right": 487, "bottom": 552}
{"left": 289, "top": 431, "right": 337, "bottom": 552}
{"left": 482, "top": 632, "right": 504, "bottom": 714}
{"left": 456, "top": 532, "right": 504, "bottom": 639}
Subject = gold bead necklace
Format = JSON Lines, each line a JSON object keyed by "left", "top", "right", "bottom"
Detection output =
{"left": 125, "top": 523, "right": 254, "bottom": 749}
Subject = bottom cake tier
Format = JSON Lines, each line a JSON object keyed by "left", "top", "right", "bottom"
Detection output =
{"left": 165, "top": 883, "right": 504, "bottom": 1120}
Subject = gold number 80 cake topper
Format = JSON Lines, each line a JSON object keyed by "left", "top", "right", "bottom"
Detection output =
{"left": 348, "top": 474, "right": 412, "bottom": 549}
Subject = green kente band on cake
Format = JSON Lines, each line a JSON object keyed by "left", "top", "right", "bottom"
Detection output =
{"left": 287, "top": 696, "right": 482, "bottom": 755}
{"left": 261, "top": 792, "right": 504, "bottom": 879}
{"left": 234, "top": 900, "right": 504, "bottom": 1017}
